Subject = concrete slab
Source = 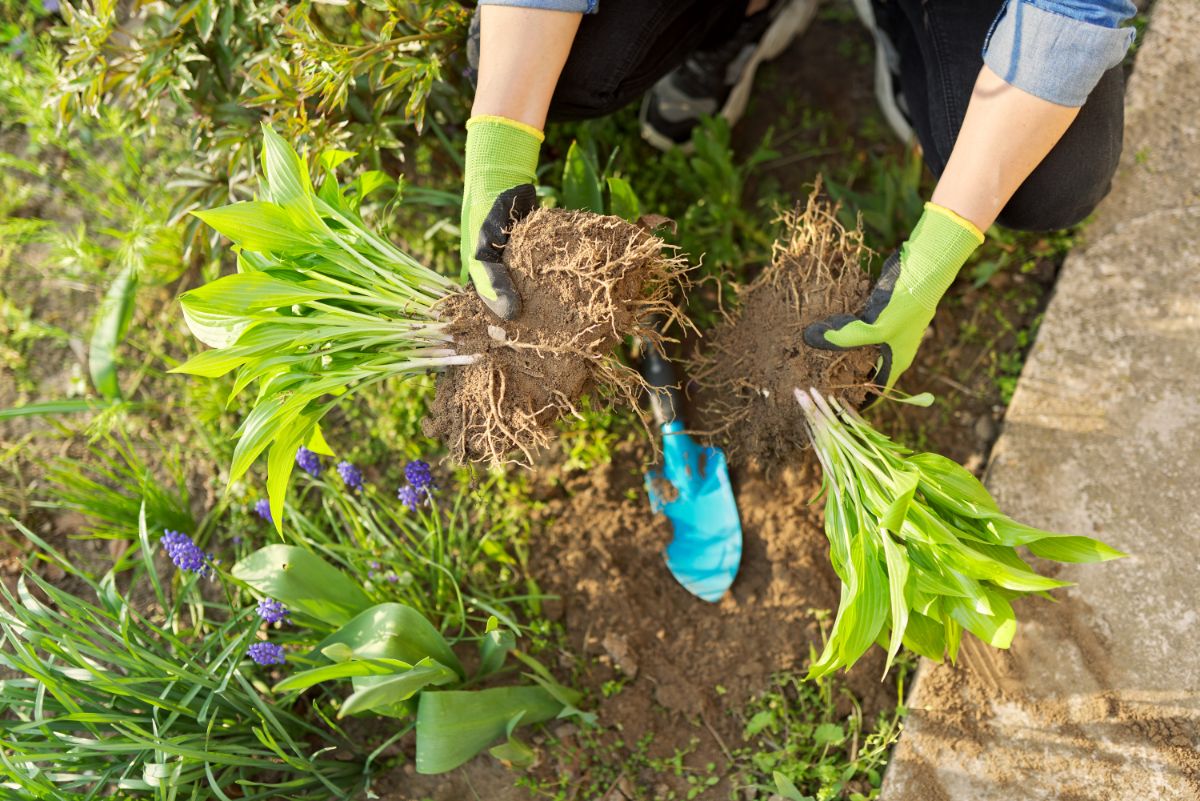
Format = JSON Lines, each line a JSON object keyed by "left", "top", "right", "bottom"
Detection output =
{"left": 881, "top": 2, "right": 1200, "bottom": 799}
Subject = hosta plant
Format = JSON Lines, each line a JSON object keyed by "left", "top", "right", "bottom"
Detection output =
{"left": 173, "top": 126, "right": 471, "bottom": 529}
{"left": 795, "top": 388, "right": 1125, "bottom": 678}
{"left": 233, "top": 545, "right": 589, "bottom": 774}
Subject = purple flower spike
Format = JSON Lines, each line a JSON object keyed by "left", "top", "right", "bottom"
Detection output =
{"left": 256, "top": 598, "right": 290, "bottom": 625}
{"left": 253, "top": 498, "right": 272, "bottom": 523}
{"left": 404, "top": 460, "right": 434, "bottom": 492}
{"left": 337, "top": 460, "right": 363, "bottom": 491}
{"left": 397, "top": 485, "right": 423, "bottom": 512}
{"left": 247, "top": 642, "right": 286, "bottom": 666}
{"left": 295, "top": 446, "right": 322, "bottom": 477}
{"left": 161, "top": 530, "right": 211, "bottom": 577}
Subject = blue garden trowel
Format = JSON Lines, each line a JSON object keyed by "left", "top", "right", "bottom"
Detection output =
{"left": 640, "top": 345, "right": 743, "bottom": 602}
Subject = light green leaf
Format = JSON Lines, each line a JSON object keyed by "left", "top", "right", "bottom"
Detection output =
{"left": 562, "top": 141, "right": 603, "bottom": 213}
{"left": 192, "top": 201, "right": 317, "bottom": 255}
{"left": 306, "top": 424, "right": 336, "bottom": 457}
{"left": 813, "top": 722, "right": 845, "bottom": 745}
{"left": 318, "top": 149, "right": 357, "bottom": 173}
{"left": 879, "top": 533, "right": 909, "bottom": 673}
{"left": 313, "top": 602, "right": 463, "bottom": 679}
{"left": 340, "top": 658, "right": 458, "bottom": 718}
{"left": 415, "top": 686, "right": 563, "bottom": 774}
{"left": 772, "top": 772, "right": 813, "bottom": 801}
{"left": 89, "top": 261, "right": 137, "bottom": 400}
{"left": 945, "top": 594, "right": 1016, "bottom": 649}
{"left": 606, "top": 177, "right": 640, "bottom": 222}
{"left": 273, "top": 657, "right": 411, "bottom": 693}
{"left": 1027, "top": 535, "right": 1127, "bottom": 563}
{"left": 232, "top": 545, "right": 372, "bottom": 628}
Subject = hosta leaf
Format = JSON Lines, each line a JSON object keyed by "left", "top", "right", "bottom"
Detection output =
{"left": 180, "top": 271, "right": 336, "bottom": 317}
{"left": 266, "top": 414, "right": 312, "bottom": 532}
{"left": 179, "top": 302, "right": 257, "bottom": 350}
{"left": 1026, "top": 535, "right": 1127, "bottom": 563}
{"left": 192, "top": 201, "right": 316, "bottom": 255}
{"left": 879, "top": 533, "right": 909, "bottom": 673}
{"left": 415, "top": 686, "right": 564, "bottom": 774}
{"left": 837, "top": 536, "right": 888, "bottom": 669}
{"left": 945, "top": 594, "right": 1016, "bottom": 649}
{"left": 171, "top": 346, "right": 253, "bottom": 378}
{"left": 260, "top": 124, "right": 324, "bottom": 232}
{"left": 901, "top": 610, "right": 946, "bottom": 660}
{"left": 909, "top": 452, "right": 1000, "bottom": 517}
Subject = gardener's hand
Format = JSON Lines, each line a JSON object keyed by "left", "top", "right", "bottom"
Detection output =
{"left": 803, "top": 203, "right": 984, "bottom": 392}
{"left": 461, "top": 116, "right": 543, "bottom": 321}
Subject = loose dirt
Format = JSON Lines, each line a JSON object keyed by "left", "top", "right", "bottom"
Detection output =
{"left": 689, "top": 189, "right": 877, "bottom": 466}
{"left": 424, "top": 208, "right": 686, "bottom": 466}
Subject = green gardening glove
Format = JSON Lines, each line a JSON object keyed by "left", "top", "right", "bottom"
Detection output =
{"left": 803, "top": 202, "right": 984, "bottom": 392}
{"left": 461, "top": 115, "right": 543, "bottom": 320}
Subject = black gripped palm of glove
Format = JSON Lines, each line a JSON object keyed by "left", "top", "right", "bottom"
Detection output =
{"left": 471, "top": 184, "right": 537, "bottom": 321}
{"left": 802, "top": 202, "right": 986, "bottom": 395}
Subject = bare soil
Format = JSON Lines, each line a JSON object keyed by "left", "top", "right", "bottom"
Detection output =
{"left": 689, "top": 189, "right": 877, "bottom": 466}
{"left": 424, "top": 208, "right": 686, "bottom": 466}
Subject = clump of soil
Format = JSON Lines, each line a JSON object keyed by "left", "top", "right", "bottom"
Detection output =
{"left": 689, "top": 187, "right": 877, "bottom": 465}
{"left": 423, "top": 208, "right": 687, "bottom": 465}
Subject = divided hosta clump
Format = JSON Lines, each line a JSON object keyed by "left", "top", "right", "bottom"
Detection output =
{"left": 174, "top": 126, "right": 684, "bottom": 526}
{"left": 795, "top": 388, "right": 1126, "bottom": 678}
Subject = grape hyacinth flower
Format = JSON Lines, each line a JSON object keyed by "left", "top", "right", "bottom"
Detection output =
{"left": 253, "top": 498, "right": 272, "bottom": 523}
{"left": 247, "top": 642, "right": 286, "bottom": 666}
{"left": 404, "top": 460, "right": 434, "bottom": 492}
{"left": 295, "top": 446, "right": 322, "bottom": 477}
{"left": 337, "top": 460, "right": 364, "bottom": 491}
{"left": 397, "top": 484, "right": 423, "bottom": 512}
{"left": 161, "top": 530, "right": 211, "bottom": 577}
{"left": 256, "top": 598, "right": 290, "bottom": 625}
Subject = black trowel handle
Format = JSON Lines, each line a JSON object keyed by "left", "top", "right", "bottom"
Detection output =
{"left": 639, "top": 343, "right": 683, "bottom": 427}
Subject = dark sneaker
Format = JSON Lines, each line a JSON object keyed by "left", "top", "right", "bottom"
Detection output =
{"left": 639, "top": 0, "right": 820, "bottom": 151}
{"left": 850, "top": 0, "right": 914, "bottom": 142}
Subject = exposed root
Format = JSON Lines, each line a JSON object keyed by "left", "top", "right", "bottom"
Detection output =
{"left": 425, "top": 208, "right": 690, "bottom": 466}
{"left": 689, "top": 181, "right": 878, "bottom": 466}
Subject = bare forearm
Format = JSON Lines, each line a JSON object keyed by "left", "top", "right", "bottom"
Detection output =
{"left": 931, "top": 65, "right": 1080, "bottom": 232}
{"left": 471, "top": 6, "right": 582, "bottom": 131}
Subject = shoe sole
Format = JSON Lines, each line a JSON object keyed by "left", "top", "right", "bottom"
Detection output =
{"left": 640, "top": 0, "right": 821, "bottom": 153}
{"left": 849, "top": 0, "right": 915, "bottom": 143}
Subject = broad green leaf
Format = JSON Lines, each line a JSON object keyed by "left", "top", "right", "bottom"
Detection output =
{"left": 179, "top": 302, "right": 257, "bottom": 350}
{"left": 945, "top": 594, "right": 1016, "bottom": 649}
{"left": 318, "top": 149, "right": 357, "bottom": 173}
{"left": 340, "top": 658, "right": 458, "bottom": 718}
{"left": 478, "top": 617, "right": 515, "bottom": 679}
{"left": 489, "top": 734, "right": 536, "bottom": 768}
{"left": 773, "top": 771, "right": 813, "bottom": 801}
{"left": 879, "top": 533, "right": 909, "bottom": 673}
{"left": 1027, "top": 535, "right": 1127, "bottom": 563}
{"left": 306, "top": 424, "right": 336, "bottom": 457}
{"left": 348, "top": 171, "right": 394, "bottom": 211}
{"left": 260, "top": 124, "right": 323, "bottom": 232}
{"left": 562, "top": 141, "right": 603, "bottom": 213}
{"left": 909, "top": 452, "right": 1000, "bottom": 517}
{"left": 880, "top": 471, "right": 918, "bottom": 535}
{"left": 180, "top": 271, "right": 336, "bottom": 317}
{"left": 415, "top": 686, "right": 563, "bottom": 774}
{"left": 273, "top": 658, "right": 410, "bottom": 693}
{"left": 606, "top": 177, "right": 640, "bottom": 222}
{"left": 837, "top": 536, "right": 888, "bottom": 669}
{"left": 232, "top": 545, "right": 372, "bottom": 628}
{"left": 900, "top": 610, "right": 946, "bottom": 660}
{"left": 171, "top": 346, "right": 253, "bottom": 378}
{"left": 192, "top": 201, "right": 317, "bottom": 255}
{"left": 89, "top": 261, "right": 137, "bottom": 400}
{"left": 265, "top": 415, "right": 311, "bottom": 532}
{"left": 227, "top": 394, "right": 295, "bottom": 486}
{"left": 813, "top": 722, "right": 845, "bottom": 745}
{"left": 313, "top": 602, "right": 463, "bottom": 679}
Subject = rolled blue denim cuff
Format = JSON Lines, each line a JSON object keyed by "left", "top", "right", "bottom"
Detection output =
{"left": 983, "top": 1, "right": 1136, "bottom": 107}
{"left": 479, "top": 0, "right": 598, "bottom": 12}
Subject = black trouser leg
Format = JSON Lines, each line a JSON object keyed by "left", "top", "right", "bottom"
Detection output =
{"left": 549, "top": 0, "right": 748, "bottom": 121}
{"left": 881, "top": 0, "right": 1125, "bottom": 231}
